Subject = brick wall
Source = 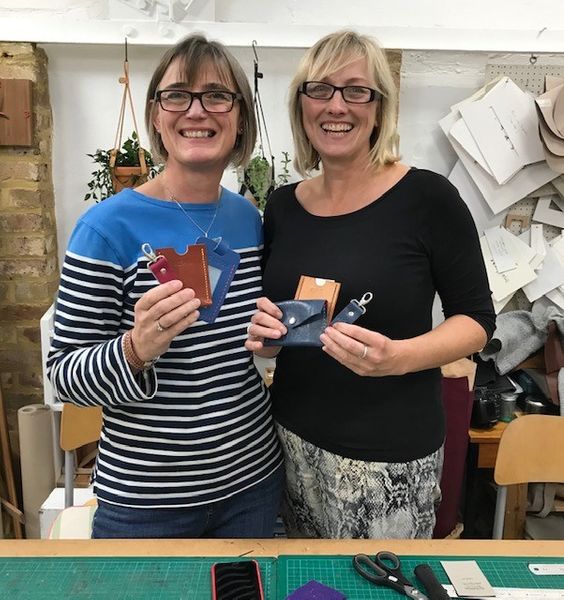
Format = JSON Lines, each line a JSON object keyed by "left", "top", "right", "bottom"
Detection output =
{"left": 0, "top": 43, "right": 58, "bottom": 465}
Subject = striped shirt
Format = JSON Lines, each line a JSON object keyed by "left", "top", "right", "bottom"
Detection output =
{"left": 47, "top": 187, "right": 282, "bottom": 508}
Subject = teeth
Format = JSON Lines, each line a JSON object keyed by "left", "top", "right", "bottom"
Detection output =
{"left": 322, "top": 123, "right": 352, "bottom": 132}
{"left": 180, "top": 130, "right": 213, "bottom": 138}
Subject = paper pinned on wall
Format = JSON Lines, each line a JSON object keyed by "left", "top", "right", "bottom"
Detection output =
{"left": 449, "top": 118, "right": 493, "bottom": 175}
{"left": 522, "top": 245, "right": 564, "bottom": 301}
{"left": 533, "top": 196, "right": 564, "bottom": 229}
{"left": 480, "top": 234, "right": 537, "bottom": 301}
{"left": 484, "top": 226, "right": 517, "bottom": 273}
{"left": 459, "top": 77, "right": 545, "bottom": 185}
{"left": 453, "top": 140, "right": 556, "bottom": 215}
{"left": 447, "top": 160, "right": 505, "bottom": 234}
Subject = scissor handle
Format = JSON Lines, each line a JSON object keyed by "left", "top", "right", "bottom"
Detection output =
{"left": 375, "top": 551, "right": 414, "bottom": 588}
{"left": 352, "top": 553, "right": 388, "bottom": 584}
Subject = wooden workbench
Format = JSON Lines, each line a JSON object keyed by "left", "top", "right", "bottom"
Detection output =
{"left": 1, "top": 537, "right": 563, "bottom": 557}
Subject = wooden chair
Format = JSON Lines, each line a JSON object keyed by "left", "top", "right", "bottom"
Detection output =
{"left": 60, "top": 403, "right": 102, "bottom": 508}
{"left": 492, "top": 414, "right": 564, "bottom": 539}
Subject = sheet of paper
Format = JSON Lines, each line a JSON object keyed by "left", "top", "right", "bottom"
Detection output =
{"left": 480, "top": 235, "right": 537, "bottom": 301}
{"left": 452, "top": 139, "right": 556, "bottom": 214}
{"left": 519, "top": 228, "right": 544, "bottom": 271}
{"left": 533, "top": 196, "right": 564, "bottom": 229}
{"left": 522, "top": 246, "right": 564, "bottom": 302}
{"left": 441, "top": 560, "right": 495, "bottom": 597}
{"left": 485, "top": 226, "right": 517, "bottom": 273}
{"left": 459, "top": 77, "right": 545, "bottom": 184}
{"left": 447, "top": 161, "right": 504, "bottom": 234}
{"left": 493, "top": 291, "right": 516, "bottom": 313}
{"left": 530, "top": 224, "right": 546, "bottom": 260}
{"left": 449, "top": 118, "right": 493, "bottom": 175}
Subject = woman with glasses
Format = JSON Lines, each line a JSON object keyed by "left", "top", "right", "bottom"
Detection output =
{"left": 47, "top": 34, "right": 283, "bottom": 538}
{"left": 246, "top": 30, "right": 495, "bottom": 539}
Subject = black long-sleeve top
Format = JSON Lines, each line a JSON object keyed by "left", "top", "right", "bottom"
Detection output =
{"left": 262, "top": 168, "right": 495, "bottom": 462}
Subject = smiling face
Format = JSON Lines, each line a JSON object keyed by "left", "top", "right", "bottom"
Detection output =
{"left": 300, "top": 57, "right": 379, "bottom": 168}
{"left": 152, "top": 58, "right": 241, "bottom": 173}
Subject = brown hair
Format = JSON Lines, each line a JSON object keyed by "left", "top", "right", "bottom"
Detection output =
{"left": 289, "top": 30, "right": 400, "bottom": 176}
{"left": 145, "top": 34, "right": 256, "bottom": 167}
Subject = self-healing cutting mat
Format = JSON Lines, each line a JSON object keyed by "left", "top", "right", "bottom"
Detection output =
{"left": 277, "top": 555, "right": 564, "bottom": 599}
{"left": 0, "top": 556, "right": 276, "bottom": 600}
{"left": 1, "top": 555, "right": 563, "bottom": 599}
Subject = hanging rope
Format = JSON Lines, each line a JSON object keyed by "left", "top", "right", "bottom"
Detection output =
{"left": 252, "top": 40, "right": 274, "bottom": 164}
{"left": 240, "top": 40, "right": 275, "bottom": 204}
{"left": 110, "top": 38, "right": 147, "bottom": 175}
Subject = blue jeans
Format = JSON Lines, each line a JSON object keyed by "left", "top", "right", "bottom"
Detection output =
{"left": 91, "top": 465, "right": 284, "bottom": 539}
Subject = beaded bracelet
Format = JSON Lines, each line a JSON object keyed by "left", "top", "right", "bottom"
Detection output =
{"left": 122, "top": 330, "right": 157, "bottom": 371}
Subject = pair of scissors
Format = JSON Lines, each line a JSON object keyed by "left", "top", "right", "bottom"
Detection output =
{"left": 352, "top": 551, "right": 429, "bottom": 599}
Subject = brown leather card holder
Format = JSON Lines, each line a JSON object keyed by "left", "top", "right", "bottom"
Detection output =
{"left": 295, "top": 275, "right": 341, "bottom": 321}
{"left": 155, "top": 244, "right": 212, "bottom": 307}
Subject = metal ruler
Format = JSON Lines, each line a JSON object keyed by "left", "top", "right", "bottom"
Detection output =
{"left": 529, "top": 564, "right": 564, "bottom": 576}
{"left": 443, "top": 584, "right": 564, "bottom": 599}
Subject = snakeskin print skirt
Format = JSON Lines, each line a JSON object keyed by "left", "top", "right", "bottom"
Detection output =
{"left": 276, "top": 423, "right": 443, "bottom": 539}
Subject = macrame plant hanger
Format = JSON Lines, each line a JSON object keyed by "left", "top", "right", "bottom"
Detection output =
{"left": 240, "top": 41, "right": 276, "bottom": 204}
{"left": 110, "top": 38, "right": 148, "bottom": 193}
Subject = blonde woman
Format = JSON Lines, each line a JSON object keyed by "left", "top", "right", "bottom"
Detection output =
{"left": 246, "top": 30, "right": 495, "bottom": 539}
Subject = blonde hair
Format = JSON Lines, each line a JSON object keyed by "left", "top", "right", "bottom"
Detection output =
{"left": 145, "top": 34, "right": 256, "bottom": 167}
{"left": 289, "top": 30, "right": 400, "bottom": 176}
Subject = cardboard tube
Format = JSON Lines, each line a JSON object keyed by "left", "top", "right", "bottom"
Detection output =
{"left": 18, "top": 404, "right": 55, "bottom": 539}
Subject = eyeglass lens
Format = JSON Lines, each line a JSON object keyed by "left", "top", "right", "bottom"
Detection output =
{"left": 303, "top": 82, "right": 376, "bottom": 103}
{"left": 158, "top": 90, "right": 236, "bottom": 113}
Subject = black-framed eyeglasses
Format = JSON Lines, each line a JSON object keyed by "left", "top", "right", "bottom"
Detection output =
{"left": 299, "top": 81, "right": 381, "bottom": 104}
{"left": 155, "top": 89, "right": 242, "bottom": 113}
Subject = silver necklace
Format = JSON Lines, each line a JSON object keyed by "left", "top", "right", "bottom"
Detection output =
{"left": 164, "top": 180, "right": 221, "bottom": 238}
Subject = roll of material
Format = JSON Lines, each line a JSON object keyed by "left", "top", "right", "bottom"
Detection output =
{"left": 18, "top": 404, "right": 55, "bottom": 539}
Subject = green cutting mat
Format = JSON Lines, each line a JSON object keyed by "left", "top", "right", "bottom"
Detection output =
{"left": 1, "top": 555, "right": 563, "bottom": 600}
{"left": 278, "top": 555, "right": 564, "bottom": 599}
{"left": 0, "top": 557, "right": 276, "bottom": 600}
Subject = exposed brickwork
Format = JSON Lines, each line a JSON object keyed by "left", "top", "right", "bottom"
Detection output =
{"left": 0, "top": 43, "right": 59, "bottom": 484}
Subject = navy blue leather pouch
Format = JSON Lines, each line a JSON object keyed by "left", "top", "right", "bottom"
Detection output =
{"left": 264, "top": 299, "right": 327, "bottom": 347}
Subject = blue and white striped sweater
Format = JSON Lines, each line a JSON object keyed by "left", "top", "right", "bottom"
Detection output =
{"left": 47, "top": 187, "right": 282, "bottom": 508}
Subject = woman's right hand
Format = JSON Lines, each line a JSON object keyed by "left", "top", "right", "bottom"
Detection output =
{"left": 131, "top": 280, "right": 201, "bottom": 362}
{"left": 245, "top": 296, "right": 287, "bottom": 357}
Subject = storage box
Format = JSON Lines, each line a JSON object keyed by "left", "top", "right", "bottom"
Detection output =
{"left": 39, "top": 487, "right": 96, "bottom": 539}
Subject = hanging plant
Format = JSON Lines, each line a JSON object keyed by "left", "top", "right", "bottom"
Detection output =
{"left": 85, "top": 132, "right": 161, "bottom": 203}
{"left": 239, "top": 41, "right": 292, "bottom": 212}
{"left": 84, "top": 40, "right": 161, "bottom": 203}
{"left": 240, "top": 151, "right": 291, "bottom": 211}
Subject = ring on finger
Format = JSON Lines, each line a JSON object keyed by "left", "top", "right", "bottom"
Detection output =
{"left": 359, "top": 344, "right": 368, "bottom": 360}
{"left": 246, "top": 323, "right": 253, "bottom": 335}
{"left": 156, "top": 319, "right": 167, "bottom": 333}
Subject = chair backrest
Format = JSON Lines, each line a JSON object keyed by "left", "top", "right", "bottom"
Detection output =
{"left": 494, "top": 414, "right": 564, "bottom": 486}
{"left": 60, "top": 404, "right": 102, "bottom": 452}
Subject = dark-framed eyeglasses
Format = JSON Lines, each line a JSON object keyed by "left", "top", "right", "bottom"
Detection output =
{"left": 299, "top": 81, "right": 381, "bottom": 104}
{"left": 154, "top": 89, "right": 242, "bottom": 113}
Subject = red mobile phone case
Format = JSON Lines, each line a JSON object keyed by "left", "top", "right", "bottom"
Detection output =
{"left": 211, "top": 560, "right": 264, "bottom": 600}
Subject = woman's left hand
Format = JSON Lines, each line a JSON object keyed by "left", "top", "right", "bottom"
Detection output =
{"left": 320, "top": 322, "right": 404, "bottom": 377}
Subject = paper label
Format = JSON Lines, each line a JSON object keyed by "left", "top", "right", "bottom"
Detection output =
{"left": 485, "top": 226, "right": 517, "bottom": 273}
{"left": 441, "top": 560, "right": 496, "bottom": 597}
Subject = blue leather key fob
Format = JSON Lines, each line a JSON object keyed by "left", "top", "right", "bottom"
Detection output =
{"left": 332, "top": 292, "right": 373, "bottom": 325}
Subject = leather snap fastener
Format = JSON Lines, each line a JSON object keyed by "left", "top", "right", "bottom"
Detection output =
{"left": 288, "top": 317, "right": 296, "bottom": 325}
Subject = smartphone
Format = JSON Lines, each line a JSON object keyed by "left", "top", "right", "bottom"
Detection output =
{"left": 211, "top": 560, "right": 264, "bottom": 600}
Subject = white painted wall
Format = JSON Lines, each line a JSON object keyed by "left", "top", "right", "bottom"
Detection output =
{"left": 1, "top": 0, "right": 563, "bottom": 296}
